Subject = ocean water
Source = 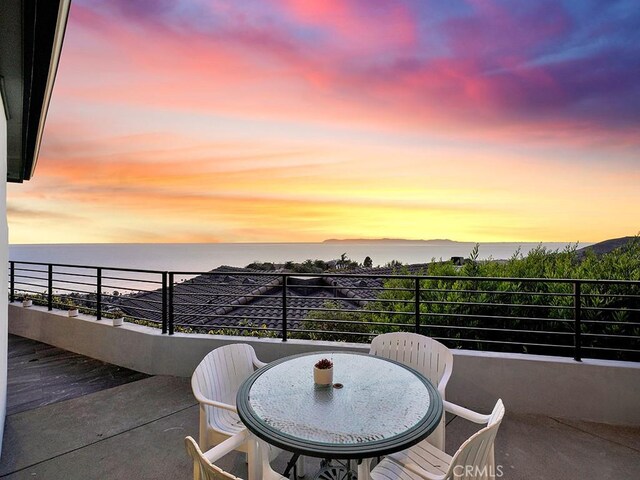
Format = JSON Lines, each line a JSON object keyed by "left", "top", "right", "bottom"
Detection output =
{"left": 8, "top": 242, "right": 583, "bottom": 272}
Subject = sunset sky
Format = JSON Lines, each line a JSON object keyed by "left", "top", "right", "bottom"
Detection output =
{"left": 8, "top": 0, "right": 640, "bottom": 244}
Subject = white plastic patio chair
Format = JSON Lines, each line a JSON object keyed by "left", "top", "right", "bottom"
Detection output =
{"left": 191, "top": 344, "right": 266, "bottom": 453}
{"left": 185, "top": 431, "right": 287, "bottom": 480}
{"left": 369, "top": 332, "right": 453, "bottom": 449}
{"left": 369, "top": 399, "right": 505, "bottom": 480}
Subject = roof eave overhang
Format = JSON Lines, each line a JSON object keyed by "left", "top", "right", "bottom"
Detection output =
{"left": 0, "top": 0, "right": 71, "bottom": 183}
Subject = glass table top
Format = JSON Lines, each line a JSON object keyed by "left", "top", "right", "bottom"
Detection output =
{"left": 243, "top": 352, "right": 435, "bottom": 447}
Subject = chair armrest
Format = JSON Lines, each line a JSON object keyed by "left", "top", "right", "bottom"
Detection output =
{"left": 250, "top": 347, "right": 267, "bottom": 369}
{"left": 192, "top": 376, "right": 238, "bottom": 413}
{"left": 192, "top": 386, "right": 238, "bottom": 413}
{"left": 437, "top": 366, "right": 453, "bottom": 399}
{"left": 196, "top": 395, "right": 238, "bottom": 413}
{"left": 438, "top": 383, "right": 447, "bottom": 401}
{"left": 444, "top": 400, "right": 491, "bottom": 425}
{"left": 203, "top": 430, "right": 249, "bottom": 462}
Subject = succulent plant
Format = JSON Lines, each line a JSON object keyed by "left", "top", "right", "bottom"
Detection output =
{"left": 314, "top": 358, "right": 333, "bottom": 370}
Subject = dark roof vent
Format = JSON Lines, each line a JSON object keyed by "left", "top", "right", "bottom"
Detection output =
{"left": 357, "top": 280, "right": 368, "bottom": 287}
{"left": 243, "top": 278, "right": 257, "bottom": 285}
{"left": 450, "top": 256, "right": 465, "bottom": 266}
{"left": 222, "top": 275, "right": 235, "bottom": 283}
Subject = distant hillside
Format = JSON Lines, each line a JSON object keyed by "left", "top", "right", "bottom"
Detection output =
{"left": 576, "top": 236, "right": 637, "bottom": 258}
{"left": 323, "top": 238, "right": 460, "bottom": 245}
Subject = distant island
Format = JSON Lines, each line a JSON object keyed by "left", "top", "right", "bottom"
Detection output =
{"left": 323, "top": 238, "right": 463, "bottom": 245}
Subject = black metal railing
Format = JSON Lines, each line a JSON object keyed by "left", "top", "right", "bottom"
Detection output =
{"left": 9, "top": 261, "right": 169, "bottom": 333}
{"left": 8, "top": 261, "right": 640, "bottom": 362}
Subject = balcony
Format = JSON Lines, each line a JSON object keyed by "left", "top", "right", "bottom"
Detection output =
{"left": 2, "top": 334, "right": 639, "bottom": 479}
{"left": 4, "top": 261, "right": 640, "bottom": 478}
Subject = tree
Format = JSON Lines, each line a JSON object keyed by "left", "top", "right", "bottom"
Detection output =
{"left": 384, "top": 260, "right": 403, "bottom": 269}
{"left": 363, "top": 256, "right": 373, "bottom": 268}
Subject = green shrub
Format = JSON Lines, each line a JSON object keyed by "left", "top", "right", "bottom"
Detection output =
{"left": 298, "top": 239, "right": 640, "bottom": 360}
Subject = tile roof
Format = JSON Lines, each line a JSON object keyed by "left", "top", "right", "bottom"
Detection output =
{"left": 118, "top": 264, "right": 429, "bottom": 332}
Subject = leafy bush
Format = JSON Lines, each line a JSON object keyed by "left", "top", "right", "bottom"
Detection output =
{"left": 298, "top": 239, "right": 640, "bottom": 360}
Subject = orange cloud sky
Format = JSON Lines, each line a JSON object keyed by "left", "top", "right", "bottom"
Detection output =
{"left": 8, "top": 0, "right": 640, "bottom": 244}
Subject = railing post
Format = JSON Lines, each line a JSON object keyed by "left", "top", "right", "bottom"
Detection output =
{"left": 415, "top": 277, "right": 421, "bottom": 334}
{"left": 168, "top": 272, "right": 174, "bottom": 335}
{"left": 96, "top": 267, "right": 102, "bottom": 320}
{"left": 47, "top": 264, "right": 53, "bottom": 311}
{"left": 10, "top": 261, "right": 15, "bottom": 303}
{"left": 574, "top": 281, "right": 582, "bottom": 362}
{"left": 161, "top": 272, "right": 168, "bottom": 334}
{"left": 282, "top": 275, "right": 288, "bottom": 342}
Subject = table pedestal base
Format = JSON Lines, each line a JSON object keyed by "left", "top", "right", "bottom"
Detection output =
{"left": 314, "top": 459, "right": 356, "bottom": 480}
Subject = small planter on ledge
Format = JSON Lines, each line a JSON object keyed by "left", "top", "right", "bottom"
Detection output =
{"left": 314, "top": 358, "right": 334, "bottom": 387}
{"left": 111, "top": 309, "right": 124, "bottom": 327}
{"left": 68, "top": 306, "right": 79, "bottom": 317}
{"left": 22, "top": 299, "right": 32, "bottom": 308}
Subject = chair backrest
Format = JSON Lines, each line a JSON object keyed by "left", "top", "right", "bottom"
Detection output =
{"left": 446, "top": 400, "right": 505, "bottom": 479}
{"left": 369, "top": 333, "right": 453, "bottom": 393}
{"left": 192, "top": 344, "right": 258, "bottom": 421}
{"left": 185, "top": 436, "right": 241, "bottom": 480}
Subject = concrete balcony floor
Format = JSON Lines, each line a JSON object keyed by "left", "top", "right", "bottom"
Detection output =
{"left": 1, "top": 336, "right": 639, "bottom": 479}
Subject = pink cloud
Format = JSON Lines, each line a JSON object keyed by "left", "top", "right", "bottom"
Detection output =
{"left": 276, "top": 0, "right": 418, "bottom": 53}
{"left": 51, "top": 0, "right": 640, "bottom": 154}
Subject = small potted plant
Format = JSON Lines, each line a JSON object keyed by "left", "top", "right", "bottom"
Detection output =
{"left": 22, "top": 297, "right": 32, "bottom": 307}
{"left": 68, "top": 304, "right": 79, "bottom": 317}
{"left": 111, "top": 309, "right": 124, "bottom": 327}
{"left": 314, "top": 358, "right": 334, "bottom": 386}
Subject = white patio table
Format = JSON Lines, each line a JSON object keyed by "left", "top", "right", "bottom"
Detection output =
{"left": 237, "top": 351, "right": 443, "bottom": 480}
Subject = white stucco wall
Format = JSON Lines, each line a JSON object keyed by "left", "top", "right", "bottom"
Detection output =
{"left": 1, "top": 94, "right": 8, "bottom": 455}
{"left": 9, "top": 304, "right": 640, "bottom": 426}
